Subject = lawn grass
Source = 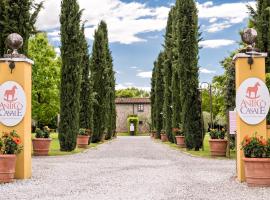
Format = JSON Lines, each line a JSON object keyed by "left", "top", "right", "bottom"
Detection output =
{"left": 117, "top": 132, "right": 150, "bottom": 136}
{"left": 158, "top": 134, "right": 236, "bottom": 159}
{"left": 32, "top": 133, "right": 105, "bottom": 156}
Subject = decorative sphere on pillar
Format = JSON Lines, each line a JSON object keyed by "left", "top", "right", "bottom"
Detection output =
{"left": 241, "top": 28, "right": 257, "bottom": 46}
{"left": 5, "top": 33, "right": 23, "bottom": 54}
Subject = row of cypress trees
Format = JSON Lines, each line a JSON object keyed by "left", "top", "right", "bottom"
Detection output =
{"left": 151, "top": 0, "right": 203, "bottom": 150}
{"left": 0, "top": 0, "right": 43, "bottom": 56}
{"left": 59, "top": 0, "right": 116, "bottom": 151}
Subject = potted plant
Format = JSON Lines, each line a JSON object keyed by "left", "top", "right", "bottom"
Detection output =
{"left": 32, "top": 126, "right": 52, "bottom": 156}
{"left": 241, "top": 134, "right": 270, "bottom": 186}
{"left": 150, "top": 130, "right": 156, "bottom": 138}
{"left": 173, "top": 128, "right": 185, "bottom": 148}
{"left": 160, "top": 130, "right": 168, "bottom": 142}
{"left": 0, "top": 130, "right": 23, "bottom": 183}
{"left": 208, "top": 129, "right": 227, "bottom": 157}
{"left": 77, "top": 128, "right": 91, "bottom": 148}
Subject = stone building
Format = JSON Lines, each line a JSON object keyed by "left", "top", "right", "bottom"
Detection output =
{"left": 115, "top": 98, "right": 151, "bottom": 133}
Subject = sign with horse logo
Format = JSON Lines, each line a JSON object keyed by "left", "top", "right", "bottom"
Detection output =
{"left": 236, "top": 77, "right": 270, "bottom": 125}
{"left": 0, "top": 81, "right": 26, "bottom": 126}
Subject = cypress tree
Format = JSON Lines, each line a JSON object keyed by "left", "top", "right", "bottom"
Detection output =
{"left": 0, "top": 0, "right": 42, "bottom": 56}
{"left": 178, "top": 0, "right": 202, "bottom": 150}
{"left": 154, "top": 52, "right": 165, "bottom": 138}
{"left": 91, "top": 22, "right": 108, "bottom": 143}
{"left": 172, "top": 4, "right": 182, "bottom": 130}
{"left": 163, "top": 9, "right": 174, "bottom": 142}
{"left": 79, "top": 25, "right": 93, "bottom": 131}
{"left": 255, "top": 0, "right": 270, "bottom": 71}
{"left": 59, "top": 0, "right": 82, "bottom": 151}
{"left": 151, "top": 61, "right": 157, "bottom": 130}
{"left": 99, "top": 21, "right": 116, "bottom": 140}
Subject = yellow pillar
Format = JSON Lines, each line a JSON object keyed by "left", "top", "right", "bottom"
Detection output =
{"left": 234, "top": 53, "right": 267, "bottom": 182}
{"left": 0, "top": 58, "right": 33, "bottom": 179}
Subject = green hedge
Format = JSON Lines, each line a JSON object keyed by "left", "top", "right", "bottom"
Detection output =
{"left": 127, "top": 115, "right": 139, "bottom": 136}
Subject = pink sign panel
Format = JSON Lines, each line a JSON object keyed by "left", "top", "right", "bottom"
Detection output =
{"left": 229, "top": 111, "right": 237, "bottom": 135}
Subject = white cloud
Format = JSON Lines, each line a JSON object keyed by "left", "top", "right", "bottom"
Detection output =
{"left": 199, "top": 39, "right": 235, "bottom": 48}
{"left": 36, "top": 0, "right": 169, "bottom": 44}
{"left": 197, "top": 1, "right": 256, "bottom": 32}
{"left": 130, "top": 66, "right": 138, "bottom": 69}
{"left": 199, "top": 68, "right": 216, "bottom": 74}
{"left": 115, "top": 84, "right": 150, "bottom": 92}
{"left": 137, "top": 71, "right": 152, "bottom": 78}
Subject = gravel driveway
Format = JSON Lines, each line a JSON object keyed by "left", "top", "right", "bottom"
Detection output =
{"left": 1, "top": 136, "right": 270, "bottom": 200}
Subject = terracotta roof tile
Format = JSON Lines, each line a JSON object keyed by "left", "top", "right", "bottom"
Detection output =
{"left": 115, "top": 98, "right": 151, "bottom": 104}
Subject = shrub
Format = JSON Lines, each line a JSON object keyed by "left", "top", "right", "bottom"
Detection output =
{"left": 241, "top": 134, "right": 270, "bottom": 158}
{"left": 209, "top": 129, "right": 225, "bottom": 139}
{"left": 172, "top": 128, "right": 184, "bottom": 136}
{"left": 35, "top": 127, "right": 50, "bottom": 138}
{"left": 0, "top": 130, "right": 23, "bottom": 155}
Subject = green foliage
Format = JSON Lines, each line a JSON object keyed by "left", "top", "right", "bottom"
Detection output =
{"left": 209, "top": 129, "right": 225, "bottom": 139}
{"left": 28, "top": 33, "right": 60, "bottom": 127}
{"left": 127, "top": 116, "right": 139, "bottom": 136}
{"left": 154, "top": 52, "right": 165, "bottom": 138}
{"left": 241, "top": 134, "right": 270, "bottom": 158}
{"left": 0, "top": 130, "right": 23, "bottom": 155}
{"left": 162, "top": 9, "right": 174, "bottom": 143}
{"left": 35, "top": 128, "right": 50, "bottom": 139}
{"left": 79, "top": 26, "right": 93, "bottom": 130}
{"left": 0, "top": 0, "right": 43, "bottom": 56}
{"left": 249, "top": 0, "right": 270, "bottom": 72}
{"left": 116, "top": 87, "right": 150, "bottom": 98}
{"left": 177, "top": 0, "right": 202, "bottom": 150}
{"left": 59, "top": 0, "right": 82, "bottom": 151}
{"left": 91, "top": 21, "right": 116, "bottom": 142}
{"left": 150, "top": 63, "right": 157, "bottom": 130}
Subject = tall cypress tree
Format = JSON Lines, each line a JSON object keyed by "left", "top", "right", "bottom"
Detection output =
{"left": 151, "top": 61, "right": 157, "bottom": 131}
{"left": 172, "top": 4, "right": 182, "bottom": 130}
{"left": 59, "top": 0, "right": 82, "bottom": 151}
{"left": 163, "top": 9, "right": 174, "bottom": 142}
{"left": 99, "top": 21, "right": 116, "bottom": 140}
{"left": 154, "top": 52, "right": 165, "bottom": 138}
{"left": 91, "top": 22, "right": 108, "bottom": 143}
{"left": 0, "top": 0, "right": 42, "bottom": 56}
{"left": 178, "top": 0, "right": 202, "bottom": 150}
{"left": 79, "top": 25, "right": 93, "bottom": 131}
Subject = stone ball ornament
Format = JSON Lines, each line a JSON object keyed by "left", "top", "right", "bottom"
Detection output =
{"left": 241, "top": 28, "right": 257, "bottom": 46}
{"left": 5, "top": 33, "right": 23, "bottom": 54}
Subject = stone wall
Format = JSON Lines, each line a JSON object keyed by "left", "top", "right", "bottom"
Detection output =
{"left": 116, "top": 103, "right": 151, "bottom": 133}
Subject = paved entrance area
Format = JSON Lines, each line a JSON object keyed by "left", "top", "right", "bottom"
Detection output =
{"left": 1, "top": 136, "right": 270, "bottom": 200}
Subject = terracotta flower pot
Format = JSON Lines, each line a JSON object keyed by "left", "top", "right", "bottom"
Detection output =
{"left": 267, "top": 125, "right": 270, "bottom": 129}
{"left": 243, "top": 157, "right": 270, "bottom": 187}
{"left": 32, "top": 138, "right": 52, "bottom": 156}
{"left": 209, "top": 139, "right": 227, "bottom": 157}
{"left": 0, "top": 154, "right": 16, "bottom": 183}
{"left": 77, "top": 135, "right": 90, "bottom": 148}
{"left": 161, "top": 134, "right": 168, "bottom": 142}
{"left": 175, "top": 136, "right": 185, "bottom": 148}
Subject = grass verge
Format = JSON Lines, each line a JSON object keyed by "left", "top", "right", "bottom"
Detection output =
{"left": 32, "top": 133, "right": 109, "bottom": 156}
{"left": 156, "top": 134, "right": 236, "bottom": 159}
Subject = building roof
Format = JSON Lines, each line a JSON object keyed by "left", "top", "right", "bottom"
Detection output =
{"left": 115, "top": 98, "right": 151, "bottom": 104}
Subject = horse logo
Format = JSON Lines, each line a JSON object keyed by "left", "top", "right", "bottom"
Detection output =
{"left": 4, "top": 85, "right": 17, "bottom": 101}
{"left": 246, "top": 82, "right": 260, "bottom": 99}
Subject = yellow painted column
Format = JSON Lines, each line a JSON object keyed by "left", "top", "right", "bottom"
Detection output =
{"left": 0, "top": 58, "right": 32, "bottom": 179}
{"left": 234, "top": 53, "right": 267, "bottom": 182}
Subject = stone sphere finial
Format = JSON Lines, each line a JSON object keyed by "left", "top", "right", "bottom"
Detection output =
{"left": 241, "top": 28, "right": 257, "bottom": 46}
{"left": 5, "top": 33, "right": 23, "bottom": 54}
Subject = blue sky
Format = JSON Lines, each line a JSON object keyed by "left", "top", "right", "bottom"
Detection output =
{"left": 36, "top": 0, "right": 256, "bottom": 91}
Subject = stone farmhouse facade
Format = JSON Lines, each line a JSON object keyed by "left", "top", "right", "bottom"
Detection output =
{"left": 115, "top": 98, "right": 151, "bottom": 133}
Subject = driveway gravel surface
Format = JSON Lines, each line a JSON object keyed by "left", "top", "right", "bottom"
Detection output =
{"left": 0, "top": 136, "right": 270, "bottom": 200}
